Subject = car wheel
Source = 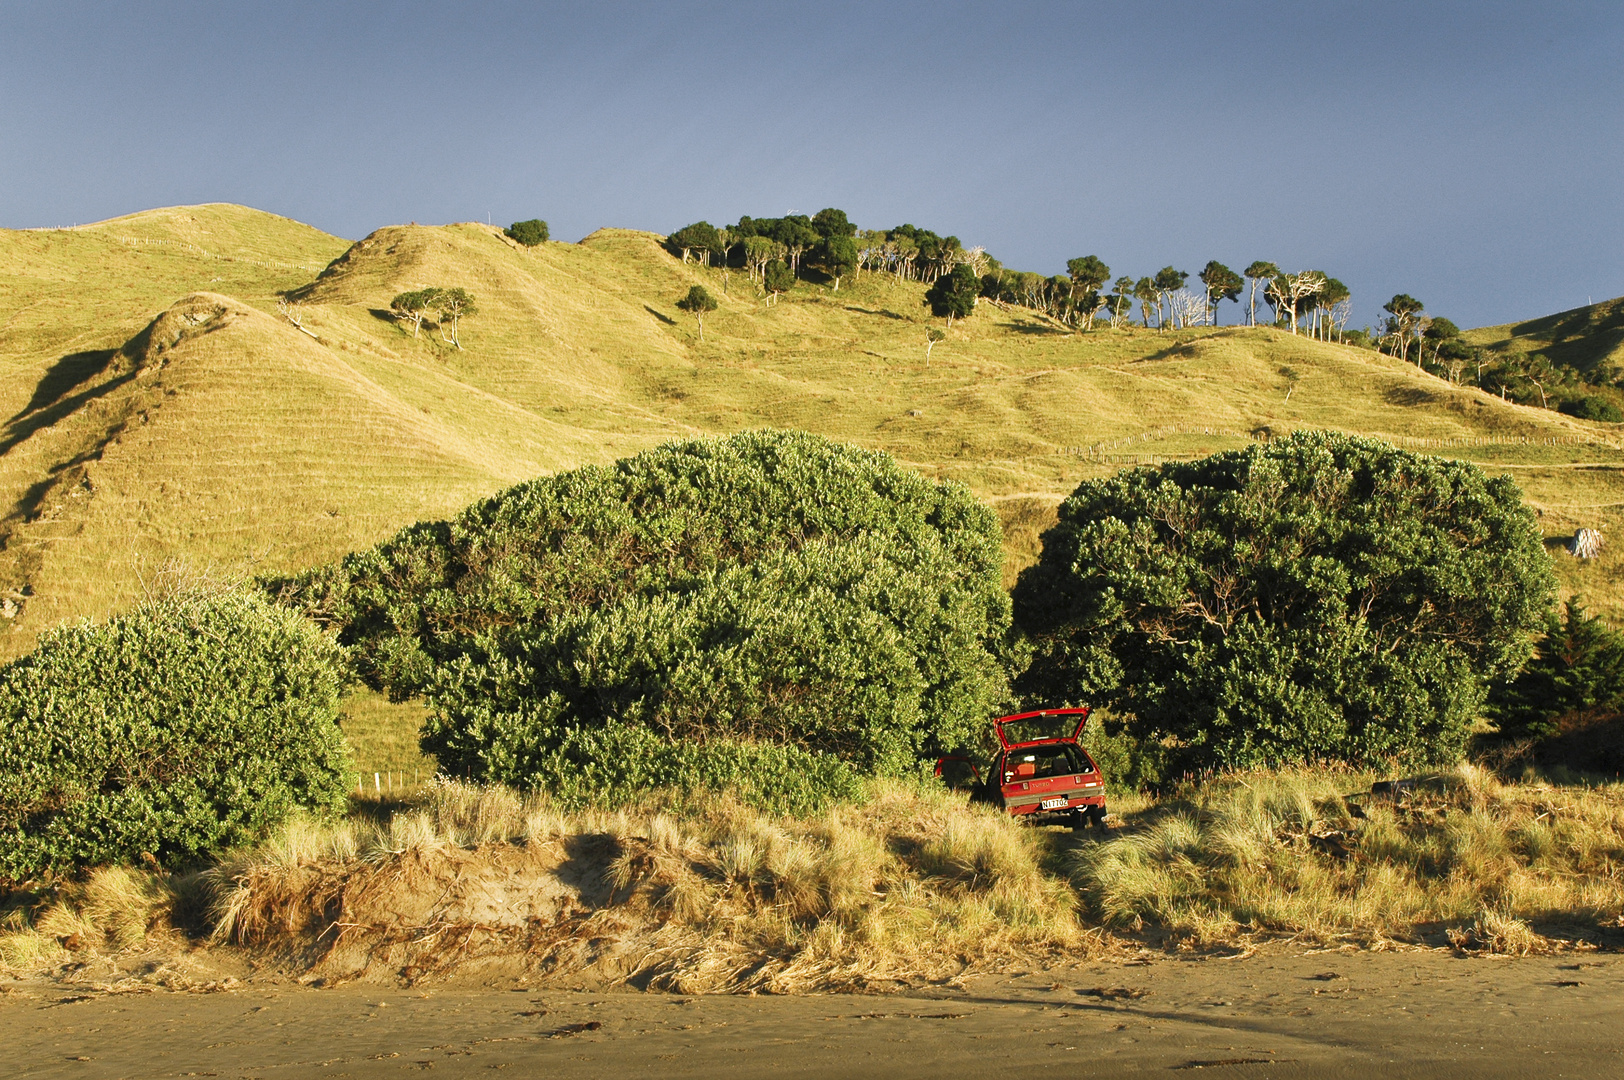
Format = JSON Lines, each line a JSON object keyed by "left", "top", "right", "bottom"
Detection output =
{"left": 1088, "top": 805, "right": 1109, "bottom": 831}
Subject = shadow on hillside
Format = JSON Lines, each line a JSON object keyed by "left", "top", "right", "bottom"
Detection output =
{"left": 843, "top": 306, "right": 906, "bottom": 321}
{"left": 1384, "top": 385, "right": 1441, "bottom": 407}
{"left": 9, "top": 349, "right": 118, "bottom": 421}
{"left": 1008, "top": 320, "right": 1067, "bottom": 336}
{"left": 643, "top": 305, "right": 677, "bottom": 326}
{"left": 1, "top": 353, "right": 137, "bottom": 460}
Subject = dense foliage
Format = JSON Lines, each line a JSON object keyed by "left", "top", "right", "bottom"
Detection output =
{"left": 273, "top": 431, "right": 1014, "bottom": 796}
{"left": 1490, "top": 599, "right": 1624, "bottom": 741}
{"left": 0, "top": 587, "right": 351, "bottom": 880}
{"left": 1014, "top": 431, "right": 1555, "bottom": 774}
{"left": 504, "top": 219, "right": 549, "bottom": 246}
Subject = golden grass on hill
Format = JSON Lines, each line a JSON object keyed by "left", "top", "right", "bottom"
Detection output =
{"left": 6, "top": 204, "right": 1624, "bottom": 652}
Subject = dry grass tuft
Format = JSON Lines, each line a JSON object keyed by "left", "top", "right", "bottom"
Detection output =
{"left": 0, "top": 866, "right": 186, "bottom": 971}
{"left": 1069, "top": 764, "right": 1624, "bottom": 949}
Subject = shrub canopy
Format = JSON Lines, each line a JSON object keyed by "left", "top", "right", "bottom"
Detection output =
{"left": 1014, "top": 431, "right": 1555, "bottom": 773}
{"left": 0, "top": 587, "right": 351, "bottom": 880}
{"left": 274, "top": 431, "right": 1014, "bottom": 796}
{"left": 504, "top": 219, "right": 549, "bottom": 246}
{"left": 1489, "top": 599, "right": 1624, "bottom": 742}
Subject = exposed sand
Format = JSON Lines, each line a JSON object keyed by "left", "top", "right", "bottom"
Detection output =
{"left": 5, "top": 946, "right": 1620, "bottom": 1079}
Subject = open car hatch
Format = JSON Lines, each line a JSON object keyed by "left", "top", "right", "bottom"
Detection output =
{"left": 992, "top": 707, "right": 1090, "bottom": 750}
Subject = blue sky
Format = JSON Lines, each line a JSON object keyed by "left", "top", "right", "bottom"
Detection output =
{"left": 3, "top": 0, "right": 1620, "bottom": 329}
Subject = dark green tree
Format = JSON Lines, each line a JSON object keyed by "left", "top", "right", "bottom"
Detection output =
{"left": 816, "top": 235, "right": 859, "bottom": 291}
{"left": 1382, "top": 294, "right": 1426, "bottom": 362}
{"left": 924, "top": 264, "right": 980, "bottom": 325}
{"left": 763, "top": 259, "right": 795, "bottom": 305}
{"left": 676, "top": 284, "right": 718, "bottom": 339}
{"left": 1198, "top": 261, "right": 1244, "bottom": 326}
{"left": 1490, "top": 599, "right": 1624, "bottom": 741}
{"left": 1014, "top": 431, "right": 1555, "bottom": 774}
{"left": 504, "top": 219, "right": 549, "bottom": 246}
{"left": 1066, "top": 256, "right": 1111, "bottom": 329}
{"left": 811, "top": 208, "right": 857, "bottom": 239}
{"left": 668, "top": 221, "right": 720, "bottom": 264}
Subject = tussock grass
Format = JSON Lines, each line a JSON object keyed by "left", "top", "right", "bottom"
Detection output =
{"left": 0, "top": 866, "right": 198, "bottom": 971}
{"left": 1070, "top": 765, "right": 1624, "bottom": 951}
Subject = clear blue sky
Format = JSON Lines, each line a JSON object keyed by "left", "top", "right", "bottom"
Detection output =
{"left": 3, "top": 0, "right": 1620, "bottom": 330}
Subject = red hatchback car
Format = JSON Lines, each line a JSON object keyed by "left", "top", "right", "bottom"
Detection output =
{"left": 935, "top": 708, "right": 1108, "bottom": 830}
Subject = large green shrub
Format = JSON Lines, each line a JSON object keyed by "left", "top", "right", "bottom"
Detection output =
{"left": 1014, "top": 431, "right": 1555, "bottom": 774}
{"left": 0, "top": 587, "right": 352, "bottom": 880}
{"left": 273, "top": 431, "right": 1013, "bottom": 797}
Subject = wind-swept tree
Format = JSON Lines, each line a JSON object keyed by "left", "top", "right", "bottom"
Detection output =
{"left": 1066, "top": 256, "right": 1111, "bottom": 330}
{"left": 743, "top": 236, "right": 780, "bottom": 283}
{"left": 1152, "top": 267, "right": 1188, "bottom": 329}
{"left": 924, "top": 264, "right": 979, "bottom": 326}
{"left": 1311, "top": 277, "right": 1351, "bottom": 341}
{"left": 436, "top": 288, "right": 478, "bottom": 349}
{"left": 926, "top": 326, "right": 946, "bottom": 363}
{"left": 504, "top": 219, "right": 549, "bottom": 247}
{"left": 1381, "top": 294, "right": 1426, "bottom": 362}
{"left": 1106, "top": 276, "right": 1136, "bottom": 328}
{"left": 1133, "top": 277, "right": 1159, "bottom": 328}
{"left": 668, "top": 221, "right": 720, "bottom": 264}
{"left": 1199, "top": 261, "right": 1244, "bottom": 326}
{"left": 1269, "top": 271, "right": 1326, "bottom": 335}
{"left": 391, "top": 288, "right": 442, "bottom": 338}
{"left": 1243, "top": 261, "right": 1279, "bottom": 326}
{"left": 676, "top": 285, "right": 718, "bottom": 338}
{"left": 711, "top": 227, "right": 733, "bottom": 291}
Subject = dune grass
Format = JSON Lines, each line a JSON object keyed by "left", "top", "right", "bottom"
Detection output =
{"left": 6, "top": 769, "right": 1621, "bottom": 986}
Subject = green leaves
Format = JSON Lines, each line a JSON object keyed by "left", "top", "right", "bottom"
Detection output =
{"left": 504, "top": 219, "right": 549, "bottom": 246}
{"left": 1015, "top": 431, "right": 1555, "bottom": 774}
{"left": 924, "top": 264, "right": 979, "bottom": 321}
{"left": 0, "top": 586, "right": 352, "bottom": 880}
{"left": 272, "top": 431, "right": 1014, "bottom": 803}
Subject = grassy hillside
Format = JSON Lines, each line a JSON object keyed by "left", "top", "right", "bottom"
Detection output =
{"left": 1463, "top": 295, "right": 1624, "bottom": 381}
{"left": 7, "top": 204, "right": 1624, "bottom": 695}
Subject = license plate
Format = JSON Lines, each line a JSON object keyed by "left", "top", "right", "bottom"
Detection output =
{"left": 1040, "top": 796, "right": 1068, "bottom": 810}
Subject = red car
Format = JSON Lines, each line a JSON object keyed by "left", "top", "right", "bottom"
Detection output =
{"left": 935, "top": 708, "right": 1108, "bottom": 830}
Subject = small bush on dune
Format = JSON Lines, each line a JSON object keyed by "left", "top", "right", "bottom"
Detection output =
{"left": 273, "top": 431, "right": 1013, "bottom": 805}
{"left": 0, "top": 585, "right": 352, "bottom": 881}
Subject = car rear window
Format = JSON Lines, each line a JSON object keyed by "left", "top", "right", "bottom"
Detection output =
{"left": 1004, "top": 744, "right": 1089, "bottom": 780}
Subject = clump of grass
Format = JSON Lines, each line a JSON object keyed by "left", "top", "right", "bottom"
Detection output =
{"left": 1069, "top": 764, "right": 1624, "bottom": 948}
{"left": 0, "top": 866, "right": 197, "bottom": 972}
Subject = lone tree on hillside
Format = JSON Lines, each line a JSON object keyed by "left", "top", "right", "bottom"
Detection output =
{"left": 763, "top": 259, "right": 795, "bottom": 306}
{"left": 436, "top": 288, "right": 478, "bottom": 349}
{"left": 676, "top": 284, "right": 718, "bottom": 338}
{"left": 391, "top": 288, "right": 442, "bottom": 337}
{"left": 816, "top": 235, "right": 859, "bottom": 291}
{"left": 925, "top": 264, "right": 979, "bottom": 326}
{"left": 926, "top": 326, "right": 946, "bottom": 362}
{"left": 1199, "top": 261, "right": 1244, "bottom": 325}
{"left": 1243, "top": 261, "right": 1279, "bottom": 326}
{"left": 1014, "top": 431, "right": 1555, "bottom": 775}
{"left": 505, "top": 219, "right": 549, "bottom": 246}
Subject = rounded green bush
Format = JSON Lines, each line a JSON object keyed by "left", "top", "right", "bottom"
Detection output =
{"left": 1015, "top": 431, "right": 1555, "bottom": 775}
{"left": 0, "top": 587, "right": 352, "bottom": 880}
{"left": 275, "top": 430, "right": 1014, "bottom": 803}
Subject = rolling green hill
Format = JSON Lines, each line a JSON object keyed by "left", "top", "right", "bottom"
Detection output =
{"left": 5, "top": 202, "right": 1624, "bottom": 703}
{"left": 1463, "top": 295, "right": 1624, "bottom": 380}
